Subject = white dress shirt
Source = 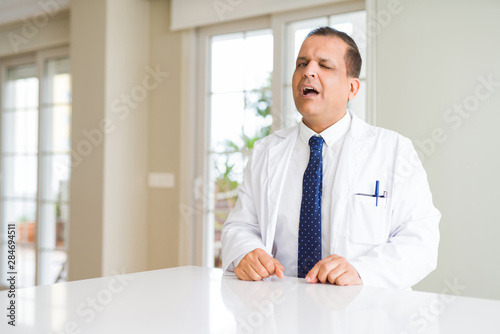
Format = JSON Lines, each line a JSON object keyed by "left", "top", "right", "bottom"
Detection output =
{"left": 273, "top": 112, "right": 352, "bottom": 277}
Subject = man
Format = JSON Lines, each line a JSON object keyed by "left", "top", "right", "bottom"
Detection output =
{"left": 221, "top": 26, "right": 440, "bottom": 289}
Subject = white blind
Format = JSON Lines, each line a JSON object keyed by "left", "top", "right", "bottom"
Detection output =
{"left": 7, "top": 63, "right": 37, "bottom": 80}
{"left": 170, "top": 0, "right": 346, "bottom": 30}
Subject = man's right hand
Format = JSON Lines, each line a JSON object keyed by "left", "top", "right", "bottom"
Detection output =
{"left": 235, "top": 248, "right": 285, "bottom": 281}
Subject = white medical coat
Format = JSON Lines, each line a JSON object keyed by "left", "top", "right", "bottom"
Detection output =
{"left": 221, "top": 111, "right": 440, "bottom": 289}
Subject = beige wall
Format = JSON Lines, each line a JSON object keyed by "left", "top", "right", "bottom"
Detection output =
{"left": 68, "top": 0, "right": 107, "bottom": 280}
{"left": 0, "top": 12, "right": 69, "bottom": 58}
{"left": 69, "top": 0, "right": 182, "bottom": 280}
{"left": 375, "top": 0, "right": 500, "bottom": 299}
{"left": 147, "top": 0, "right": 181, "bottom": 270}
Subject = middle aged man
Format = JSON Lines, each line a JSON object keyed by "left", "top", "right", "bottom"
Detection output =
{"left": 221, "top": 26, "right": 440, "bottom": 289}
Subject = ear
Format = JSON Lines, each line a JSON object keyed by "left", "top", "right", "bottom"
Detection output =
{"left": 347, "top": 77, "right": 360, "bottom": 101}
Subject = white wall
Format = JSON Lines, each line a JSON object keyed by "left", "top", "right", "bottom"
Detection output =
{"left": 102, "top": 0, "right": 150, "bottom": 276}
{"left": 374, "top": 0, "right": 500, "bottom": 299}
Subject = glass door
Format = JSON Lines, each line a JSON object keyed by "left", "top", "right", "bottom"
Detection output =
{"left": 0, "top": 51, "right": 71, "bottom": 288}
{"left": 1, "top": 63, "right": 39, "bottom": 288}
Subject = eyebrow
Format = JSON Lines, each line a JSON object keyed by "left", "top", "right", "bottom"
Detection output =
{"left": 318, "top": 57, "right": 334, "bottom": 64}
{"left": 296, "top": 56, "right": 335, "bottom": 65}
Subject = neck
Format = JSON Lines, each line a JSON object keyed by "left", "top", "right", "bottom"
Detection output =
{"left": 302, "top": 110, "right": 347, "bottom": 133}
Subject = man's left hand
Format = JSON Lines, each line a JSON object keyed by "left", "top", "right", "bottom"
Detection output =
{"left": 305, "top": 254, "right": 363, "bottom": 286}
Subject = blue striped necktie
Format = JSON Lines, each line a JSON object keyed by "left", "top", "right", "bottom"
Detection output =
{"left": 298, "top": 136, "right": 324, "bottom": 278}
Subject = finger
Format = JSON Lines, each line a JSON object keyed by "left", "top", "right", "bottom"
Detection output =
{"left": 306, "top": 254, "right": 339, "bottom": 283}
{"left": 334, "top": 272, "right": 351, "bottom": 286}
{"left": 248, "top": 260, "right": 271, "bottom": 280}
{"left": 235, "top": 266, "right": 251, "bottom": 281}
{"left": 335, "top": 267, "right": 363, "bottom": 286}
{"left": 307, "top": 275, "right": 319, "bottom": 283}
{"left": 326, "top": 266, "right": 347, "bottom": 285}
{"left": 238, "top": 259, "right": 265, "bottom": 281}
{"left": 243, "top": 266, "right": 263, "bottom": 281}
{"left": 235, "top": 249, "right": 274, "bottom": 281}
{"left": 317, "top": 260, "right": 342, "bottom": 283}
{"left": 258, "top": 253, "right": 276, "bottom": 278}
{"left": 241, "top": 252, "right": 270, "bottom": 279}
{"left": 305, "top": 260, "right": 323, "bottom": 283}
{"left": 273, "top": 260, "right": 285, "bottom": 278}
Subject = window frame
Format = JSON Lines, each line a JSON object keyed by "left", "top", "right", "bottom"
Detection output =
{"left": 196, "top": 17, "right": 272, "bottom": 267}
{"left": 0, "top": 46, "right": 71, "bottom": 287}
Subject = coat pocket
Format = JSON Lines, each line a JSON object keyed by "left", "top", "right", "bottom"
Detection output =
{"left": 347, "top": 194, "right": 390, "bottom": 246}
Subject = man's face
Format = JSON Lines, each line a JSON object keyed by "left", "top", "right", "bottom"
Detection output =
{"left": 292, "top": 35, "right": 359, "bottom": 128}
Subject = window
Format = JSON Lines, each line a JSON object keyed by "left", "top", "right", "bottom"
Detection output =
{"left": 208, "top": 29, "right": 274, "bottom": 267}
{"left": 191, "top": 4, "right": 367, "bottom": 268}
{"left": 0, "top": 48, "right": 71, "bottom": 287}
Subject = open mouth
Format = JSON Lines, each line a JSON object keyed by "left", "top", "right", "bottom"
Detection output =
{"left": 302, "top": 86, "right": 319, "bottom": 96}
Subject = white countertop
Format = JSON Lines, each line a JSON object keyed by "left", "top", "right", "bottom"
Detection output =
{"left": 1, "top": 266, "right": 500, "bottom": 333}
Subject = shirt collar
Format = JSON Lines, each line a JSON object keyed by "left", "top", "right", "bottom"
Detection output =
{"left": 299, "top": 111, "right": 352, "bottom": 147}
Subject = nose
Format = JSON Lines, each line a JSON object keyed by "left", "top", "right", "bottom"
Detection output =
{"left": 303, "top": 62, "right": 317, "bottom": 78}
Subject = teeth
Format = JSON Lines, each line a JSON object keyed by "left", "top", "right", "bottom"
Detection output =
{"left": 303, "top": 86, "right": 317, "bottom": 93}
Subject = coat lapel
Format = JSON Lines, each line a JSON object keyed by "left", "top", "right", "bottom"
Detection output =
{"left": 263, "top": 126, "right": 299, "bottom": 249}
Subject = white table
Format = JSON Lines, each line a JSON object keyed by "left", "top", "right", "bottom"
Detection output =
{"left": 1, "top": 266, "right": 500, "bottom": 333}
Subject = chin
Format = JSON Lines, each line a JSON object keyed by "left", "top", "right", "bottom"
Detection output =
{"left": 297, "top": 106, "right": 320, "bottom": 117}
